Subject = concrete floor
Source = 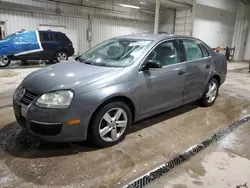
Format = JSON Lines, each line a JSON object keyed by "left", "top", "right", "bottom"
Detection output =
{"left": 148, "top": 122, "right": 250, "bottom": 188}
{"left": 0, "top": 62, "right": 250, "bottom": 188}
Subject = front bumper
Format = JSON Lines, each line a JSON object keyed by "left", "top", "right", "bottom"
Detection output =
{"left": 13, "top": 98, "right": 95, "bottom": 142}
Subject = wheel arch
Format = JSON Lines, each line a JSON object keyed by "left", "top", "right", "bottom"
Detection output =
{"left": 209, "top": 74, "right": 221, "bottom": 86}
{"left": 87, "top": 95, "right": 136, "bottom": 138}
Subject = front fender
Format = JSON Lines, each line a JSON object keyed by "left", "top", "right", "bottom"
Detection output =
{"left": 70, "top": 81, "right": 139, "bottom": 118}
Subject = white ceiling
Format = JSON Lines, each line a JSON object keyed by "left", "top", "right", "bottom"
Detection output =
{"left": 130, "top": 0, "right": 193, "bottom": 9}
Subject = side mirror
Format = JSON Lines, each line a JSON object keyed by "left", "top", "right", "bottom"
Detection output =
{"left": 142, "top": 60, "right": 162, "bottom": 70}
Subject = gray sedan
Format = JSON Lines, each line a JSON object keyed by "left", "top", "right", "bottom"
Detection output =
{"left": 13, "top": 34, "right": 227, "bottom": 147}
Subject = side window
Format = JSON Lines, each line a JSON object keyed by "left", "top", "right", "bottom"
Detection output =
{"left": 51, "top": 33, "right": 61, "bottom": 41}
{"left": 183, "top": 40, "right": 203, "bottom": 61}
{"left": 62, "top": 34, "right": 70, "bottom": 42}
{"left": 146, "top": 40, "right": 180, "bottom": 67}
{"left": 199, "top": 43, "right": 210, "bottom": 57}
{"left": 39, "top": 32, "right": 50, "bottom": 41}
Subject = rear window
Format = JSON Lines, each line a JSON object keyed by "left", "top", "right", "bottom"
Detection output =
{"left": 62, "top": 34, "right": 71, "bottom": 42}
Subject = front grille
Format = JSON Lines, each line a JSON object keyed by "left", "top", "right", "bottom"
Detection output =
{"left": 31, "top": 122, "right": 62, "bottom": 136}
{"left": 20, "top": 90, "right": 38, "bottom": 106}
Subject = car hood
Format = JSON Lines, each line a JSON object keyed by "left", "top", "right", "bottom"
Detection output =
{"left": 22, "top": 60, "right": 123, "bottom": 94}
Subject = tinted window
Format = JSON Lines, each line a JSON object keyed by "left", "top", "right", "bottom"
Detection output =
{"left": 40, "top": 33, "right": 50, "bottom": 41}
{"left": 146, "top": 40, "right": 180, "bottom": 66}
{"left": 183, "top": 39, "right": 203, "bottom": 61}
{"left": 199, "top": 43, "right": 210, "bottom": 57}
{"left": 62, "top": 34, "right": 70, "bottom": 42}
{"left": 51, "top": 33, "right": 61, "bottom": 41}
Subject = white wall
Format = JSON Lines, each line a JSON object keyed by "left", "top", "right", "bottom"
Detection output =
{"left": 174, "top": 9, "right": 193, "bottom": 36}
{"left": 232, "top": 1, "right": 249, "bottom": 61}
{"left": 159, "top": 9, "right": 175, "bottom": 34}
{"left": 192, "top": 0, "right": 237, "bottom": 48}
{"left": 92, "top": 18, "right": 152, "bottom": 47}
{"left": 243, "top": 5, "right": 250, "bottom": 61}
{"left": 0, "top": 0, "right": 154, "bottom": 54}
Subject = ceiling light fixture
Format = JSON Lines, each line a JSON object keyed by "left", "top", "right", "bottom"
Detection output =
{"left": 119, "top": 4, "right": 140, "bottom": 9}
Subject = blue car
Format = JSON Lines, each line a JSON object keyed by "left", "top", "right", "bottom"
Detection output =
{"left": 0, "top": 30, "right": 74, "bottom": 67}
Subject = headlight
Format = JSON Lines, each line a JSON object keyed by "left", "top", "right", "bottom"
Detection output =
{"left": 36, "top": 90, "right": 74, "bottom": 108}
{"left": 13, "top": 84, "right": 24, "bottom": 100}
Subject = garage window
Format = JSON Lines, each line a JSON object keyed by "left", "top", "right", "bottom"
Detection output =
{"left": 183, "top": 39, "right": 203, "bottom": 61}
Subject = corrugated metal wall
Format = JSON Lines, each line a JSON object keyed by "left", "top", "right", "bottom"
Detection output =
{"left": 0, "top": 9, "right": 89, "bottom": 53}
{"left": 0, "top": 0, "right": 154, "bottom": 54}
{"left": 174, "top": 9, "right": 192, "bottom": 35}
{"left": 232, "top": 1, "right": 250, "bottom": 61}
{"left": 92, "top": 18, "right": 152, "bottom": 47}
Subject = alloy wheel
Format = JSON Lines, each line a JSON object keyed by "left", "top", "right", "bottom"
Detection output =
{"left": 0, "top": 56, "right": 9, "bottom": 67}
{"left": 56, "top": 52, "right": 67, "bottom": 62}
{"left": 99, "top": 108, "right": 128, "bottom": 142}
{"left": 206, "top": 82, "right": 217, "bottom": 103}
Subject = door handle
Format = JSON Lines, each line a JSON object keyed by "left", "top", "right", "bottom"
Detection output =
{"left": 206, "top": 64, "right": 211, "bottom": 69}
{"left": 178, "top": 70, "right": 186, "bottom": 75}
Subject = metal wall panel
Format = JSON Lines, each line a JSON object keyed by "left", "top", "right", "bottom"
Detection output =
{"left": 232, "top": 1, "right": 250, "bottom": 61}
{"left": 174, "top": 9, "right": 192, "bottom": 35}
{"left": 0, "top": 0, "right": 156, "bottom": 54}
{"left": 0, "top": 9, "right": 88, "bottom": 54}
{"left": 92, "top": 18, "right": 153, "bottom": 47}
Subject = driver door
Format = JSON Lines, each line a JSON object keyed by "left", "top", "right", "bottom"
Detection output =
{"left": 138, "top": 39, "right": 187, "bottom": 117}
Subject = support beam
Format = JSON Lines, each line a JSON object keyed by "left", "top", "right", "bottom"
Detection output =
{"left": 154, "top": 0, "right": 160, "bottom": 34}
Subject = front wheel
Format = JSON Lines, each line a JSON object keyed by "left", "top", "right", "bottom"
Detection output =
{"left": 90, "top": 102, "right": 132, "bottom": 147}
{"left": 0, "top": 56, "right": 11, "bottom": 67}
{"left": 55, "top": 52, "right": 68, "bottom": 63}
{"left": 199, "top": 79, "right": 219, "bottom": 107}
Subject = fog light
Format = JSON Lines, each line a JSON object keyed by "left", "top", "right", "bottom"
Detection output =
{"left": 68, "top": 119, "right": 80, "bottom": 125}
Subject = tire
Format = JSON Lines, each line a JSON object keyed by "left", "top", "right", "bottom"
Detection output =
{"left": 55, "top": 51, "right": 68, "bottom": 63}
{"left": 21, "top": 60, "right": 28, "bottom": 65}
{"left": 45, "top": 60, "right": 56, "bottom": 65}
{"left": 199, "top": 79, "right": 219, "bottom": 107}
{"left": 90, "top": 101, "right": 132, "bottom": 147}
{"left": 0, "top": 56, "right": 11, "bottom": 67}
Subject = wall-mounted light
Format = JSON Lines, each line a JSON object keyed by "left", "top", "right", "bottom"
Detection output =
{"left": 119, "top": 4, "right": 140, "bottom": 9}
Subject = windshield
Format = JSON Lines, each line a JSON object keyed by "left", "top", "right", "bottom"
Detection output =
{"left": 77, "top": 39, "right": 152, "bottom": 67}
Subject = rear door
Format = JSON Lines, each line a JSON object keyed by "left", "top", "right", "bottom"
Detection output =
{"left": 39, "top": 31, "right": 58, "bottom": 58}
{"left": 181, "top": 39, "right": 212, "bottom": 103}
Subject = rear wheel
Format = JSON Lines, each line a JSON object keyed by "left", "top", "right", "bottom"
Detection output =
{"left": 90, "top": 101, "right": 132, "bottom": 147}
{"left": 199, "top": 79, "right": 219, "bottom": 107}
{"left": 0, "top": 56, "right": 11, "bottom": 67}
{"left": 55, "top": 52, "right": 68, "bottom": 63}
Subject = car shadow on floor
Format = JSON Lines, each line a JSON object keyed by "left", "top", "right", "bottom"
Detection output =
{"left": 0, "top": 102, "right": 197, "bottom": 159}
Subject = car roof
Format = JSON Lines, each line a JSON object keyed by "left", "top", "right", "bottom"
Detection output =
{"left": 115, "top": 33, "right": 198, "bottom": 42}
{"left": 38, "top": 30, "right": 64, "bottom": 34}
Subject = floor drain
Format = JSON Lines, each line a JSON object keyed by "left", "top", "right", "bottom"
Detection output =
{"left": 123, "top": 115, "right": 250, "bottom": 188}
